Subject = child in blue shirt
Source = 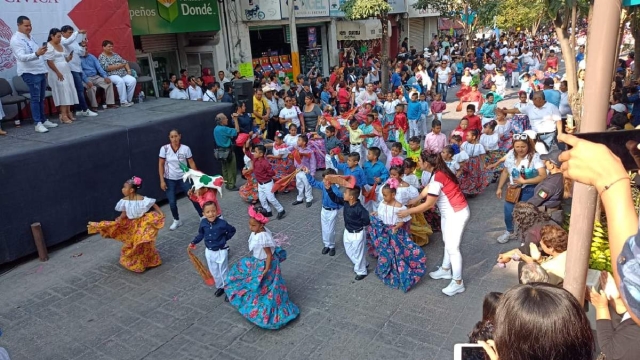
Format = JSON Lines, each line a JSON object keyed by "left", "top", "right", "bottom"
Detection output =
{"left": 189, "top": 201, "right": 236, "bottom": 299}
{"left": 362, "top": 147, "right": 389, "bottom": 211}
{"left": 404, "top": 90, "right": 422, "bottom": 139}
{"left": 304, "top": 168, "right": 343, "bottom": 256}
{"left": 419, "top": 93, "right": 430, "bottom": 135}
{"left": 332, "top": 152, "right": 367, "bottom": 201}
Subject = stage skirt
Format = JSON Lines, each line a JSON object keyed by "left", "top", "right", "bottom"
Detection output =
{"left": 88, "top": 212, "right": 164, "bottom": 273}
{"left": 459, "top": 156, "right": 490, "bottom": 196}
{"left": 366, "top": 216, "right": 427, "bottom": 292}
{"left": 240, "top": 170, "right": 259, "bottom": 203}
{"left": 269, "top": 156, "right": 296, "bottom": 191}
{"left": 225, "top": 248, "right": 300, "bottom": 329}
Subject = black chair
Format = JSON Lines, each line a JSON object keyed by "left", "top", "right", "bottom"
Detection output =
{"left": 12, "top": 75, "right": 54, "bottom": 120}
{"left": 129, "top": 62, "right": 158, "bottom": 98}
{"left": 0, "top": 78, "right": 27, "bottom": 125}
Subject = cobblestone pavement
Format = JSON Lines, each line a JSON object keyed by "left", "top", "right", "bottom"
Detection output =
{"left": 0, "top": 89, "right": 524, "bottom": 360}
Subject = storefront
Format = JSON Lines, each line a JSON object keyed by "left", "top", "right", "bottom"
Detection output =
{"left": 336, "top": 19, "right": 383, "bottom": 61}
{"left": 406, "top": 0, "right": 440, "bottom": 51}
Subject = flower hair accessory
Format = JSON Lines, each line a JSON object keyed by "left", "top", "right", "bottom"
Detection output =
{"left": 390, "top": 157, "right": 404, "bottom": 167}
{"left": 386, "top": 178, "right": 399, "bottom": 189}
{"left": 127, "top": 176, "right": 142, "bottom": 187}
{"left": 248, "top": 206, "right": 269, "bottom": 224}
{"left": 450, "top": 144, "right": 461, "bottom": 155}
{"left": 275, "top": 131, "right": 283, "bottom": 138}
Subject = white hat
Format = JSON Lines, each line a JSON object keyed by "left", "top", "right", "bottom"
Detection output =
{"left": 523, "top": 129, "right": 537, "bottom": 140}
{"left": 261, "top": 85, "right": 273, "bottom": 93}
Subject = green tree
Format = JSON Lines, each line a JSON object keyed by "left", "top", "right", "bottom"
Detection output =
{"left": 340, "top": 0, "right": 393, "bottom": 91}
{"left": 495, "top": 0, "right": 547, "bottom": 35}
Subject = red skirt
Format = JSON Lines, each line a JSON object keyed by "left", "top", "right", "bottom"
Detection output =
{"left": 459, "top": 156, "right": 490, "bottom": 195}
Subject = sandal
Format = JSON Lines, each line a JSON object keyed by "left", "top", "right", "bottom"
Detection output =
{"left": 60, "top": 115, "right": 73, "bottom": 124}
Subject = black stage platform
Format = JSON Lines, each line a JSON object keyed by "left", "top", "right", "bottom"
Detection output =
{"left": 0, "top": 99, "right": 233, "bottom": 264}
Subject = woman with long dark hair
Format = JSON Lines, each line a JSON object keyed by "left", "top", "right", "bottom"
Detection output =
{"left": 399, "top": 151, "right": 470, "bottom": 296}
{"left": 44, "top": 28, "right": 78, "bottom": 123}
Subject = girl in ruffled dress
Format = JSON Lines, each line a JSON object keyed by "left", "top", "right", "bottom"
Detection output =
{"left": 441, "top": 145, "right": 462, "bottom": 178}
{"left": 401, "top": 158, "right": 421, "bottom": 189}
{"left": 88, "top": 177, "right": 164, "bottom": 273}
{"left": 388, "top": 164, "right": 432, "bottom": 246}
{"left": 225, "top": 205, "right": 300, "bottom": 329}
{"left": 459, "top": 129, "right": 489, "bottom": 197}
{"left": 267, "top": 131, "right": 296, "bottom": 193}
{"left": 239, "top": 151, "right": 259, "bottom": 204}
{"left": 367, "top": 179, "right": 427, "bottom": 292}
{"left": 480, "top": 120, "right": 501, "bottom": 183}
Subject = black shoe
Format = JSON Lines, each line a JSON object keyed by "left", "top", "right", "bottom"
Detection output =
{"left": 277, "top": 210, "right": 286, "bottom": 220}
{"left": 292, "top": 200, "right": 303, "bottom": 206}
{"left": 306, "top": 201, "right": 312, "bottom": 208}
{"left": 355, "top": 274, "right": 368, "bottom": 281}
{"left": 214, "top": 288, "right": 224, "bottom": 297}
{"left": 322, "top": 247, "right": 330, "bottom": 255}
{"left": 329, "top": 248, "right": 336, "bottom": 256}
{"left": 265, "top": 211, "right": 273, "bottom": 217}
{"left": 224, "top": 295, "right": 229, "bottom": 302}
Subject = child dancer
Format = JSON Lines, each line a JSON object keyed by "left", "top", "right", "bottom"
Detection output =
{"left": 244, "top": 143, "right": 286, "bottom": 219}
{"left": 304, "top": 168, "right": 342, "bottom": 256}
{"left": 419, "top": 93, "right": 430, "bottom": 135}
{"left": 405, "top": 90, "right": 422, "bottom": 138}
{"left": 240, "top": 144, "right": 259, "bottom": 204}
{"left": 363, "top": 147, "right": 390, "bottom": 211}
{"left": 451, "top": 118, "right": 471, "bottom": 143}
{"left": 283, "top": 124, "right": 300, "bottom": 148}
{"left": 462, "top": 104, "right": 482, "bottom": 132}
{"left": 450, "top": 135, "right": 470, "bottom": 167}
{"left": 458, "top": 84, "right": 483, "bottom": 114}
{"left": 326, "top": 185, "right": 370, "bottom": 280}
{"left": 393, "top": 103, "right": 409, "bottom": 143}
{"left": 480, "top": 120, "right": 501, "bottom": 183}
{"left": 88, "top": 176, "right": 164, "bottom": 273}
{"left": 399, "top": 131, "right": 424, "bottom": 178}
{"left": 401, "top": 158, "right": 421, "bottom": 189}
{"left": 367, "top": 179, "right": 427, "bottom": 292}
{"left": 478, "top": 93, "right": 498, "bottom": 126}
{"left": 510, "top": 59, "right": 520, "bottom": 88}
{"left": 225, "top": 205, "right": 300, "bottom": 329}
{"left": 388, "top": 164, "right": 431, "bottom": 246}
{"left": 332, "top": 152, "right": 367, "bottom": 200}
{"left": 423, "top": 119, "right": 447, "bottom": 155}
{"left": 267, "top": 131, "right": 296, "bottom": 194}
{"left": 383, "top": 93, "right": 399, "bottom": 140}
{"left": 459, "top": 129, "right": 489, "bottom": 197}
{"left": 492, "top": 69, "right": 507, "bottom": 97}
{"left": 430, "top": 93, "right": 446, "bottom": 121}
{"left": 441, "top": 145, "right": 462, "bottom": 178}
{"left": 378, "top": 139, "right": 404, "bottom": 169}
{"left": 318, "top": 125, "right": 343, "bottom": 171}
{"left": 189, "top": 201, "right": 236, "bottom": 298}
{"left": 346, "top": 118, "right": 365, "bottom": 167}
{"left": 291, "top": 135, "right": 315, "bottom": 207}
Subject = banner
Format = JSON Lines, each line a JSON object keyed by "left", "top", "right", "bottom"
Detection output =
{"left": 128, "top": 0, "right": 221, "bottom": 35}
{"left": 239, "top": 0, "right": 282, "bottom": 21}
{"left": 281, "top": 0, "right": 329, "bottom": 18}
{"left": 329, "top": 0, "right": 346, "bottom": 17}
{"left": 1, "top": 0, "right": 135, "bottom": 81}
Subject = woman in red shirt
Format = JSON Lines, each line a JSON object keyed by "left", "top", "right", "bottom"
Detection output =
{"left": 337, "top": 81, "right": 351, "bottom": 114}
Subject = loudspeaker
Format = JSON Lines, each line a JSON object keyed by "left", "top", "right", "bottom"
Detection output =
{"left": 234, "top": 80, "right": 253, "bottom": 114}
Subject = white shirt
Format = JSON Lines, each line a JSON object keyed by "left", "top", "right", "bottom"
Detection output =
{"left": 279, "top": 107, "right": 300, "bottom": 127}
{"left": 203, "top": 90, "right": 217, "bottom": 102}
{"left": 461, "top": 142, "right": 486, "bottom": 157}
{"left": 415, "top": 70, "right": 432, "bottom": 89}
{"left": 115, "top": 197, "right": 156, "bottom": 219}
{"left": 249, "top": 229, "right": 276, "bottom": 260}
{"left": 504, "top": 150, "right": 544, "bottom": 187}
{"left": 159, "top": 144, "right": 193, "bottom": 180}
{"left": 357, "top": 91, "right": 381, "bottom": 107}
{"left": 169, "top": 88, "right": 189, "bottom": 100}
{"left": 520, "top": 102, "right": 562, "bottom": 133}
{"left": 479, "top": 133, "right": 499, "bottom": 151}
{"left": 266, "top": 96, "right": 279, "bottom": 118}
{"left": 445, "top": 160, "right": 460, "bottom": 174}
{"left": 376, "top": 202, "right": 411, "bottom": 225}
{"left": 283, "top": 134, "right": 299, "bottom": 148}
{"left": 504, "top": 55, "right": 514, "bottom": 64}
{"left": 218, "top": 77, "right": 230, "bottom": 88}
{"left": 383, "top": 100, "right": 399, "bottom": 115}
{"left": 484, "top": 63, "right": 496, "bottom": 72}
{"left": 10, "top": 31, "right": 48, "bottom": 75}
{"left": 187, "top": 85, "right": 203, "bottom": 101}
{"left": 61, "top": 31, "right": 84, "bottom": 73}
{"left": 365, "top": 71, "right": 379, "bottom": 84}
{"left": 435, "top": 67, "right": 451, "bottom": 83}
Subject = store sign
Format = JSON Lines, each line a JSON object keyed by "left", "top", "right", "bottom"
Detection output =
{"left": 406, "top": 0, "right": 439, "bottom": 18}
{"left": 282, "top": 0, "right": 329, "bottom": 18}
{"left": 336, "top": 19, "right": 383, "bottom": 41}
{"left": 388, "top": 0, "right": 406, "bottom": 14}
{"left": 329, "top": 0, "right": 346, "bottom": 17}
{"left": 239, "top": 0, "right": 281, "bottom": 21}
{"left": 128, "top": 0, "right": 221, "bottom": 35}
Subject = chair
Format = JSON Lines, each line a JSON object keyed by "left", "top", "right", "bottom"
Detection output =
{"left": 12, "top": 75, "right": 54, "bottom": 120}
{"left": 129, "top": 62, "right": 158, "bottom": 99}
{"left": 0, "top": 78, "right": 27, "bottom": 123}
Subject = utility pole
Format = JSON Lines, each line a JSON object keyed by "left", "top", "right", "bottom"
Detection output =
{"left": 563, "top": 0, "right": 622, "bottom": 305}
{"left": 289, "top": 0, "right": 301, "bottom": 79}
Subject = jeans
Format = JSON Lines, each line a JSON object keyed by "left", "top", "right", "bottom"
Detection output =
{"left": 71, "top": 71, "right": 89, "bottom": 111}
{"left": 504, "top": 185, "right": 535, "bottom": 232}
{"left": 165, "top": 178, "right": 202, "bottom": 220}
{"left": 21, "top": 73, "right": 47, "bottom": 124}
{"left": 437, "top": 83, "right": 448, "bottom": 102}
{"left": 538, "top": 131, "right": 557, "bottom": 150}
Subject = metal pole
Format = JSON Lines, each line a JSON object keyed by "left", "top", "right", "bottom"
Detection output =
{"left": 289, "top": 0, "right": 301, "bottom": 79}
{"left": 563, "top": 0, "right": 622, "bottom": 304}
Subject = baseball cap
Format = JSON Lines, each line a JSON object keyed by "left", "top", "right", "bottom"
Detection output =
{"left": 540, "top": 149, "right": 561, "bottom": 166}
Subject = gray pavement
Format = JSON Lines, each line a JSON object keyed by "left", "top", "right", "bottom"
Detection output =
{"left": 0, "top": 88, "right": 524, "bottom": 360}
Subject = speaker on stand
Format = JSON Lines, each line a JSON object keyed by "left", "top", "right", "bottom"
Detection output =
{"left": 233, "top": 79, "right": 254, "bottom": 114}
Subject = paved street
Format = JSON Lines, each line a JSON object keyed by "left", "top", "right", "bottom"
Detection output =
{"left": 0, "top": 90, "right": 523, "bottom": 360}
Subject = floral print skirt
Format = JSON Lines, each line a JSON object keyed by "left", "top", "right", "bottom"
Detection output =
{"left": 269, "top": 157, "right": 296, "bottom": 191}
{"left": 225, "top": 248, "right": 299, "bottom": 329}
{"left": 87, "top": 212, "right": 164, "bottom": 273}
{"left": 459, "top": 156, "right": 490, "bottom": 196}
{"left": 366, "top": 216, "right": 427, "bottom": 292}
{"left": 240, "top": 170, "right": 259, "bottom": 203}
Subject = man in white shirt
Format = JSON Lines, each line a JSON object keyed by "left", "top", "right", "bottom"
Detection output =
{"left": 504, "top": 91, "right": 563, "bottom": 149}
{"left": 435, "top": 60, "right": 452, "bottom": 102}
{"left": 61, "top": 25, "right": 97, "bottom": 118}
{"left": 169, "top": 80, "right": 189, "bottom": 100}
{"left": 187, "top": 76, "right": 203, "bottom": 101}
{"left": 203, "top": 82, "right": 218, "bottom": 102}
{"left": 9, "top": 15, "right": 59, "bottom": 133}
{"left": 356, "top": 84, "right": 382, "bottom": 108}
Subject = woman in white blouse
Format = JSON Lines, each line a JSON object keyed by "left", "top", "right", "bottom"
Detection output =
{"left": 278, "top": 96, "right": 301, "bottom": 131}
{"left": 44, "top": 28, "right": 78, "bottom": 123}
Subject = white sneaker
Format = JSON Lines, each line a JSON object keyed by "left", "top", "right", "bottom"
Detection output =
{"left": 34, "top": 123, "right": 49, "bottom": 133}
{"left": 169, "top": 219, "right": 182, "bottom": 230}
{"left": 442, "top": 280, "right": 465, "bottom": 296}
{"left": 497, "top": 231, "right": 514, "bottom": 244}
{"left": 42, "top": 120, "right": 58, "bottom": 128}
{"left": 429, "top": 266, "right": 453, "bottom": 280}
{"left": 121, "top": 102, "right": 133, "bottom": 107}
{"left": 78, "top": 109, "right": 98, "bottom": 117}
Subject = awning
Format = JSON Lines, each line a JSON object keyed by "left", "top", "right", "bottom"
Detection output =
{"left": 438, "top": 18, "right": 465, "bottom": 30}
{"left": 336, "top": 19, "right": 386, "bottom": 41}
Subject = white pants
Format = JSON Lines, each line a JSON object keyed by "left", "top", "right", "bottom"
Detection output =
{"left": 325, "top": 154, "right": 336, "bottom": 171}
{"left": 321, "top": 208, "right": 338, "bottom": 248}
{"left": 343, "top": 229, "right": 367, "bottom": 275}
{"left": 496, "top": 85, "right": 505, "bottom": 97}
{"left": 441, "top": 206, "right": 470, "bottom": 281}
{"left": 350, "top": 143, "right": 365, "bottom": 167}
{"left": 408, "top": 119, "right": 421, "bottom": 139}
{"left": 511, "top": 71, "right": 520, "bottom": 87}
{"left": 258, "top": 180, "right": 283, "bottom": 213}
{"left": 435, "top": 113, "right": 443, "bottom": 121}
{"left": 295, "top": 171, "right": 313, "bottom": 202}
{"left": 205, "top": 248, "right": 229, "bottom": 289}
{"left": 109, "top": 74, "right": 136, "bottom": 104}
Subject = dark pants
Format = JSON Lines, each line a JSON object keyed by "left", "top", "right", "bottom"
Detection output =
{"left": 165, "top": 178, "right": 202, "bottom": 220}
{"left": 21, "top": 73, "right": 47, "bottom": 124}
{"left": 220, "top": 151, "right": 237, "bottom": 189}
{"left": 71, "top": 71, "right": 89, "bottom": 112}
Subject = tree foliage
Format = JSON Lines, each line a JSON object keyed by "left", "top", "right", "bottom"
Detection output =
{"left": 340, "top": 0, "right": 392, "bottom": 20}
{"left": 495, "top": 0, "right": 547, "bottom": 34}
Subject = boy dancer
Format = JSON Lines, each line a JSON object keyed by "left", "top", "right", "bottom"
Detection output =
{"left": 244, "top": 144, "right": 286, "bottom": 219}
{"left": 363, "top": 147, "right": 389, "bottom": 211}
{"left": 346, "top": 119, "right": 365, "bottom": 167}
{"left": 318, "top": 125, "right": 343, "bottom": 171}
{"left": 326, "top": 185, "right": 370, "bottom": 280}
{"left": 304, "top": 168, "right": 342, "bottom": 256}
{"left": 332, "top": 152, "right": 367, "bottom": 201}
{"left": 189, "top": 201, "right": 236, "bottom": 298}
{"left": 292, "top": 135, "right": 315, "bottom": 207}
